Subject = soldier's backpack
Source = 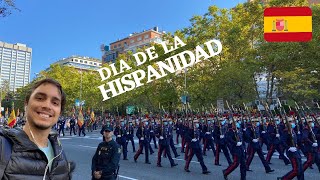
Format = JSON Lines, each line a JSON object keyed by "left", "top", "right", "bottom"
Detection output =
{"left": 0, "top": 133, "right": 12, "bottom": 179}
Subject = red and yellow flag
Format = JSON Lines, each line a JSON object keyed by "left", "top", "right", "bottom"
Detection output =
{"left": 77, "top": 107, "right": 84, "bottom": 127}
{"left": 88, "top": 110, "right": 95, "bottom": 126}
{"left": 264, "top": 7, "right": 312, "bottom": 42}
{"left": 7, "top": 109, "right": 16, "bottom": 128}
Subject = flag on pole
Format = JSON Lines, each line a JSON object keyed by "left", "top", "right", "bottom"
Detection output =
{"left": 89, "top": 110, "right": 95, "bottom": 126}
{"left": 8, "top": 109, "right": 16, "bottom": 128}
{"left": 16, "top": 108, "right": 20, "bottom": 117}
{"left": 77, "top": 106, "right": 84, "bottom": 128}
{"left": 264, "top": 7, "right": 312, "bottom": 42}
{"left": 5, "top": 108, "right": 8, "bottom": 118}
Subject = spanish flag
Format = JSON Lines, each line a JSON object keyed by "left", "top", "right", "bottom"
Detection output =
{"left": 77, "top": 107, "right": 84, "bottom": 128}
{"left": 7, "top": 109, "right": 16, "bottom": 128}
{"left": 88, "top": 110, "right": 95, "bottom": 126}
{"left": 264, "top": 7, "right": 312, "bottom": 42}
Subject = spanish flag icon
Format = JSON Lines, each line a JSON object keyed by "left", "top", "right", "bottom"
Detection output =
{"left": 264, "top": 7, "right": 312, "bottom": 42}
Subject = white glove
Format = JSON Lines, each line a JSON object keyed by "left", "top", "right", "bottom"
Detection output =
{"left": 220, "top": 135, "right": 224, "bottom": 139}
{"left": 206, "top": 132, "right": 211, "bottom": 135}
{"left": 117, "top": 135, "right": 121, "bottom": 137}
{"left": 236, "top": 142, "right": 242, "bottom": 146}
{"left": 297, "top": 131, "right": 301, "bottom": 135}
{"left": 177, "top": 128, "right": 179, "bottom": 130}
{"left": 262, "top": 131, "right": 266, "bottom": 134}
{"left": 288, "top": 147, "right": 297, "bottom": 152}
{"left": 243, "top": 128, "right": 246, "bottom": 131}
{"left": 150, "top": 130, "right": 154, "bottom": 133}
{"left": 159, "top": 136, "right": 164, "bottom": 140}
{"left": 191, "top": 138, "right": 197, "bottom": 142}
{"left": 312, "top": 143, "right": 318, "bottom": 147}
{"left": 276, "top": 134, "right": 280, "bottom": 138}
{"left": 140, "top": 137, "right": 144, "bottom": 140}
{"left": 127, "top": 132, "right": 129, "bottom": 135}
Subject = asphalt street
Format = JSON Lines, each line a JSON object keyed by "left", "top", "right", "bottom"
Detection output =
{"left": 60, "top": 129, "right": 320, "bottom": 180}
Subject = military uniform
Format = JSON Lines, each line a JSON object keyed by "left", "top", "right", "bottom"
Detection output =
{"left": 114, "top": 120, "right": 128, "bottom": 160}
{"left": 202, "top": 119, "right": 216, "bottom": 157}
{"left": 184, "top": 120, "right": 210, "bottom": 174}
{"left": 156, "top": 119, "right": 178, "bottom": 167}
{"left": 278, "top": 117, "right": 304, "bottom": 180}
{"left": 223, "top": 120, "right": 246, "bottom": 180}
{"left": 245, "top": 119, "right": 274, "bottom": 173}
{"left": 69, "top": 117, "right": 76, "bottom": 136}
{"left": 134, "top": 120, "right": 152, "bottom": 164}
{"left": 214, "top": 118, "right": 232, "bottom": 166}
{"left": 126, "top": 121, "right": 136, "bottom": 152}
{"left": 91, "top": 128, "right": 120, "bottom": 180}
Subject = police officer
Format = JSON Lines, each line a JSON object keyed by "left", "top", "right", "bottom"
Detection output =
{"left": 91, "top": 126, "right": 120, "bottom": 180}
{"left": 69, "top": 115, "right": 76, "bottom": 136}
{"left": 101, "top": 120, "right": 112, "bottom": 141}
{"left": 184, "top": 119, "right": 211, "bottom": 174}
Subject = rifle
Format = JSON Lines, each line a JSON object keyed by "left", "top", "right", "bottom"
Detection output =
{"left": 304, "top": 102, "right": 320, "bottom": 126}
{"left": 265, "top": 102, "right": 279, "bottom": 136}
{"left": 226, "top": 100, "right": 240, "bottom": 142}
{"left": 277, "top": 98, "right": 295, "bottom": 147}
{"left": 295, "top": 102, "right": 317, "bottom": 143}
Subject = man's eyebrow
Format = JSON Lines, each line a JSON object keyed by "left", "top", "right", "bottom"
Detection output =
{"left": 34, "top": 92, "right": 61, "bottom": 102}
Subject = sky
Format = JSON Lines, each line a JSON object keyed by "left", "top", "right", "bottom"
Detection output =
{"left": 0, "top": 0, "right": 246, "bottom": 79}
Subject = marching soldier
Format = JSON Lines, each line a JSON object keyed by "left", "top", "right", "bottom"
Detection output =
{"left": 114, "top": 119, "right": 128, "bottom": 160}
{"left": 301, "top": 117, "right": 320, "bottom": 172}
{"left": 222, "top": 117, "right": 246, "bottom": 180}
{"left": 214, "top": 116, "right": 232, "bottom": 166}
{"left": 126, "top": 120, "right": 136, "bottom": 152}
{"left": 58, "top": 117, "right": 66, "bottom": 136}
{"left": 156, "top": 118, "right": 178, "bottom": 167}
{"left": 168, "top": 118, "right": 180, "bottom": 158}
{"left": 265, "top": 116, "right": 290, "bottom": 165}
{"left": 245, "top": 117, "right": 274, "bottom": 173}
{"left": 277, "top": 116, "right": 304, "bottom": 180}
{"left": 150, "top": 119, "right": 158, "bottom": 149}
{"left": 134, "top": 119, "right": 152, "bottom": 164}
{"left": 69, "top": 115, "right": 77, "bottom": 136}
{"left": 176, "top": 119, "right": 183, "bottom": 144}
{"left": 184, "top": 119, "right": 211, "bottom": 174}
{"left": 202, "top": 117, "right": 216, "bottom": 157}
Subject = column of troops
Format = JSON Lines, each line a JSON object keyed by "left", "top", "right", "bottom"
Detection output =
{"left": 99, "top": 107, "right": 320, "bottom": 180}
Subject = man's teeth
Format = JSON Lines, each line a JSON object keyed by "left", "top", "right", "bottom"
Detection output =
{"left": 39, "top": 113, "right": 50, "bottom": 118}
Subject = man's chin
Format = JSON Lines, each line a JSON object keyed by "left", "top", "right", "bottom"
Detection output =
{"left": 34, "top": 123, "right": 53, "bottom": 130}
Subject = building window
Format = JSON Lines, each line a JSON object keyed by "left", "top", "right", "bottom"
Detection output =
{"left": 94, "top": 63, "right": 97, "bottom": 65}
{"left": 144, "top": 34, "right": 149, "bottom": 39}
{"left": 84, "top": 61, "right": 87, "bottom": 64}
{"left": 130, "top": 39, "right": 135, "bottom": 44}
{"left": 137, "top": 36, "right": 142, "bottom": 41}
{"left": 80, "top": 60, "right": 83, "bottom": 63}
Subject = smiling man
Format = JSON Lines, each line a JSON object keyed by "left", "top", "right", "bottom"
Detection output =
{"left": 0, "top": 78, "right": 75, "bottom": 180}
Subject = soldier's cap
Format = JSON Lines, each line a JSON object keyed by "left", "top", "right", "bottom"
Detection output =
{"left": 104, "top": 126, "right": 113, "bottom": 132}
{"left": 251, "top": 118, "right": 259, "bottom": 122}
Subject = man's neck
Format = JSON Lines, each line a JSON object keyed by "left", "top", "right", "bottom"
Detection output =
{"left": 105, "top": 137, "right": 112, "bottom": 142}
{"left": 23, "top": 123, "right": 50, "bottom": 148}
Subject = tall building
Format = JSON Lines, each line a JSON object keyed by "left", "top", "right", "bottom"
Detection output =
{"left": 0, "top": 41, "right": 32, "bottom": 92}
{"left": 101, "top": 26, "right": 163, "bottom": 64}
{"left": 53, "top": 55, "right": 102, "bottom": 71}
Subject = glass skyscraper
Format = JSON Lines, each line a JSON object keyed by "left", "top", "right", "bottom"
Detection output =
{"left": 0, "top": 41, "right": 32, "bottom": 92}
